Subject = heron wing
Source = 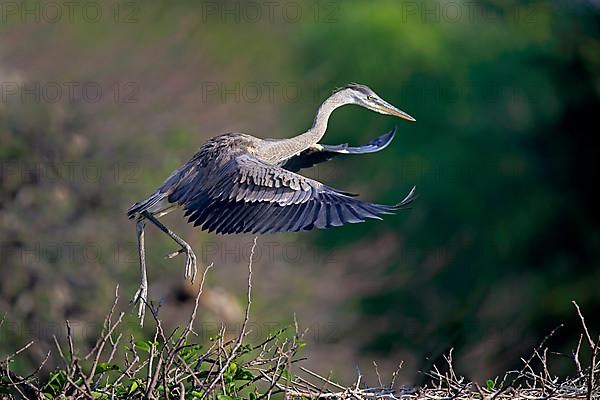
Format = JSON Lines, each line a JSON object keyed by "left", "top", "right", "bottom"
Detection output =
{"left": 168, "top": 152, "right": 415, "bottom": 234}
{"left": 281, "top": 127, "right": 397, "bottom": 172}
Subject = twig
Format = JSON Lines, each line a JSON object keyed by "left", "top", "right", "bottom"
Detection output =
{"left": 573, "top": 301, "right": 598, "bottom": 400}
{"left": 573, "top": 301, "right": 595, "bottom": 348}
{"left": 200, "top": 236, "right": 258, "bottom": 400}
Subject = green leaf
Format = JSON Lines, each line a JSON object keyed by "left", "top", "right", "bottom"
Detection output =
{"left": 128, "top": 380, "right": 139, "bottom": 395}
{"left": 95, "top": 362, "right": 120, "bottom": 374}
{"left": 43, "top": 370, "right": 67, "bottom": 396}
{"left": 180, "top": 344, "right": 203, "bottom": 362}
{"left": 240, "top": 344, "right": 253, "bottom": 353}
{"left": 217, "top": 395, "right": 236, "bottom": 400}
{"left": 134, "top": 340, "right": 152, "bottom": 353}
{"left": 234, "top": 368, "right": 254, "bottom": 381}
{"left": 226, "top": 362, "right": 237, "bottom": 376}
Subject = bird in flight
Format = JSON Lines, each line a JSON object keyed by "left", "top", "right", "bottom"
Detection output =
{"left": 127, "top": 83, "right": 416, "bottom": 324}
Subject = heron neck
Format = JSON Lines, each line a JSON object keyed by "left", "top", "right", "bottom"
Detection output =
{"left": 260, "top": 93, "right": 346, "bottom": 164}
{"left": 310, "top": 94, "right": 343, "bottom": 138}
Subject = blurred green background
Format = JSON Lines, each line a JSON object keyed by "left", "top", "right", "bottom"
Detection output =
{"left": 1, "top": 0, "right": 599, "bottom": 385}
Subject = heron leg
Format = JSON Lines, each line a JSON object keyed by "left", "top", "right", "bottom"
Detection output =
{"left": 141, "top": 211, "right": 197, "bottom": 283}
{"left": 130, "top": 218, "right": 148, "bottom": 326}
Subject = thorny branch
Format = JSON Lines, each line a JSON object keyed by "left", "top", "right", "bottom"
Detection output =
{"left": 1, "top": 252, "right": 599, "bottom": 399}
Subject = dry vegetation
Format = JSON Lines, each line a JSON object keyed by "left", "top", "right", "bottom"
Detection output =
{"left": 1, "top": 239, "right": 599, "bottom": 399}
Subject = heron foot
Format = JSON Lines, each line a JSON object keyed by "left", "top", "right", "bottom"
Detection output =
{"left": 166, "top": 245, "right": 197, "bottom": 283}
{"left": 130, "top": 281, "right": 148, "bottom": 327}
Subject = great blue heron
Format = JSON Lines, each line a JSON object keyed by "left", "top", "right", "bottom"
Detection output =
{"left": 127, "top": 83, "right": 416, "bottom": 324}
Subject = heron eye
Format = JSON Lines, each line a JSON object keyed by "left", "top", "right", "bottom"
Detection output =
{"left": 367, "top": 95, "right": 374, "bottom": 101}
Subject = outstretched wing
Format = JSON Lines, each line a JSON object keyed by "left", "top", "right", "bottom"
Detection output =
{"left": 281, "top": 127, "right": 397, "bottom": 172}
{"left": 168, "top": 152, "right": 415, "bottom": 235}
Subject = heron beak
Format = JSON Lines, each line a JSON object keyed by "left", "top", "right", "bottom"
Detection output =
{"left": 375, "top": 99, "right": 416, "bottom": 122}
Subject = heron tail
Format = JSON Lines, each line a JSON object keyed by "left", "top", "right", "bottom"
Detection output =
{"left": 127, "top": 191, "right": 167, "bottom": 219}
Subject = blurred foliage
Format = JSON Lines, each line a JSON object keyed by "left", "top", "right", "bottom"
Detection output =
{"left": 293, "top": 0, "right": 600, "bottom": 377}
{"left": 1, "top": 0, "right": 599, "bottom": 385}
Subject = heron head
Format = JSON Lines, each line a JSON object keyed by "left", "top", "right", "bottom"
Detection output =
{"left": 337, "top": 84, "right": 416, "bottom": 122}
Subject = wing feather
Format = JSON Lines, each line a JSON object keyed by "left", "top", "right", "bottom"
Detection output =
{"left": 291, "top": 202, "right": 314, "bottom": 232}
{"left": 164, "top": 151, "right": 413, "bottom": 234}
{"left": 281, "top": 127, "right": 397, "bottom": 172}
{"left": 283, "top": 203, "right": 307, "bottom": 232}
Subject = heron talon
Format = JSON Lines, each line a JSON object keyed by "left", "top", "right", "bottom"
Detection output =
{"left": 183, "top": 246, "right": 197, "bottom": 283}
{"left": 165, "top": 245, "right": 197, "bottom": 282}
{"left": 166, "top": 248, "right": 184, "bottom": 259}
{"left": 130, "top": 283, "right": 148, "bottom": 327}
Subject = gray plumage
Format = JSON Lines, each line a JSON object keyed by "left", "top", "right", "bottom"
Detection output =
{"left": 127, "top": 128, "right": 415, "bottom": 234}
{"left": 127, "top": 83, "right": 416, "bottom": 325}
